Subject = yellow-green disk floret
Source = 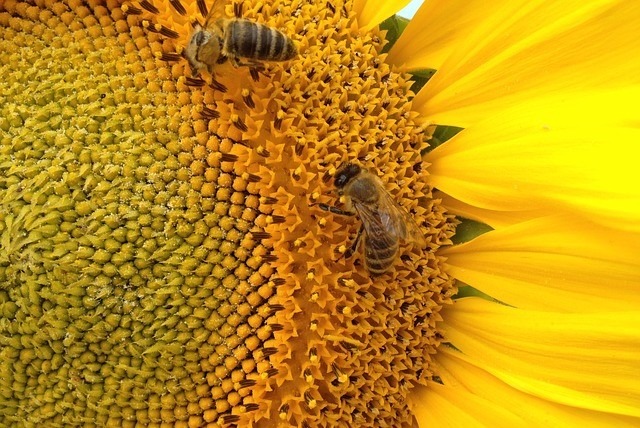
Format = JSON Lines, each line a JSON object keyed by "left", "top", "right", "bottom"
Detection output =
{"left": 0, "top": 1, "right": 274, "bottom": 426}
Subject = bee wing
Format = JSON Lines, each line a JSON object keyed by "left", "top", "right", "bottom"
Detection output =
{"left": 353, "top": 200, "right": 399, "bottom": 251}
{"left": 373, "top": 188, "right": 427, "bottom": 248}
{"left": 202, "top": 0, "right": 229, "bottom": 26}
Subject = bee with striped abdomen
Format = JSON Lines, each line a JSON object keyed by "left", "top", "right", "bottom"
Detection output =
{"left": 316, "top": 163, "right": 426, "bottom": 275}
{"left": 185, "top": 1, "right": 297, "bottom": 75}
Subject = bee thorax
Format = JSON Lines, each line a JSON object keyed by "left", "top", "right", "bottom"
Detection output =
{"left": 185, "top": 25, "right": 223, "bottom": 72}
{"left": 347, "top": 178, "right": 379, "bottom": 204}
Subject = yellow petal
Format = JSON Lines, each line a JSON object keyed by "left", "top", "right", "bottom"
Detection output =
{"left": 353, "top": 0, "right": 412, "bottom": 30}
{"left": 426, "top": 124, "right": 640, "bottom": 232}
{"left": 423, "top": 84, "right": 640, "bottom": 130}
{"left": 440, "top": 215, "right": 640, "bottom": 312}
{"left": 388, "top": 0, "right": 514, "bottom": 70}
{"left": 409, "top": 382, "right": 525, "bottom": 427}
{"left": 431, "top": 347, "right": 640, "bottom": 427}
{"left": 441, "top": 298, "right": 640, "bottom": 417}
{"left": 411, "top": 1, "right": 640, "bottom": 124}
{"left": 436, "top": 191, "right": 550, "bottom": 229}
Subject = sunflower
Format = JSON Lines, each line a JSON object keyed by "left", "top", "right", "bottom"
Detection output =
{"left": 1, "top": 0, "right": 639, "bottom": 427}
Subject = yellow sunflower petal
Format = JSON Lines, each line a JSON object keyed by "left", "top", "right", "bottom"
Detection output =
{"left": 387, "top": 0, "right": 512, "bottom": 70}
{"left": 440, "top": 215, "right": 640, "bottom": 312}
{"left": 353, "top": 0, "right": 412, "bottom": 30}
{"left": 410, "top": 1, "right": 640, "bottom": 124}
{"left": 432, "top": 347, "right": 640, "bottom": 427}
{"left": 426, "top": 124, "right": 640, "bottom": 231}
{"left": 409, "top": 382, "right": 525, "bottom": 427}
{"left": 436, "top": 191, "right": 550, "bottom": 229}
{"left": 441, "top": 298, "right": 640, "bottom": 417}
{"left": 422, "top": 83, "right": 640, "bottom": 130}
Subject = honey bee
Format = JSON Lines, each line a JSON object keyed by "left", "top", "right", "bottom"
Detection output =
{"left": 316, "top": 163, "right": 426, "bottom": 275}
{"left": 184, "top": 1, "right": 297, "bottom": 74}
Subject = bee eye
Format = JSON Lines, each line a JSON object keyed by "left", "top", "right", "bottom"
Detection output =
{"left": 333, "top": 163, "right": 359, "bottom": 188}
{"left": 334, "top": 173, "right": 348, "bottom": 187}
{"left": 194, "top": 31, "right": 206, "bottom": 46}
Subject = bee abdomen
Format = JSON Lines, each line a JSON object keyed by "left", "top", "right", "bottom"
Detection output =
{"left": 228, "top": 20, "right": 296, "bottom": 61}
{"left": 364, "top": 238, "right": 399, "bottom": 275}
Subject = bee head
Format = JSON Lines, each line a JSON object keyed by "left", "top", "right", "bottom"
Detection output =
{"left": 334, "top": 163, "right": 361, "bottom": 188}
{"left": 185, "top": 24, "right": 222, "bottom": 73}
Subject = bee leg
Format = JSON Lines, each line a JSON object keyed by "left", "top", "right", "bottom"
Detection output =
{"left": 231, "top": 57, "right": 266, "bottom": 71}
{"left": 228, "top": 58, "right": 251, "bottom": 77}
{"left": 312, "top": 203, "right": 362, "bottom": 262}
{"left": 313, "top": 203, "right": 355, "bottom": 217}
{"left": 344, "top": 224, "right": 364, "bottom": 259}
{"left": 246, "top": 60, "right": 265, "bottom": 70}
{"left": 248, "top": 63, "right": 269, "bottom": 81}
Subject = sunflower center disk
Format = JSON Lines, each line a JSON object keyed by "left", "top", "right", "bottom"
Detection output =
{"left": 0, "top": 0, "right": 456, "bottom": 426}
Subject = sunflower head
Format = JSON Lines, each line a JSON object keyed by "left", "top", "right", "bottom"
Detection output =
{"left": 1, "top": 0, "right": 456, "bottom": 426}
